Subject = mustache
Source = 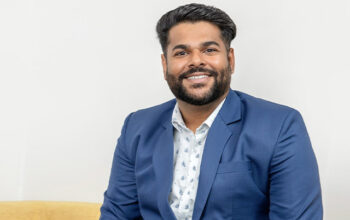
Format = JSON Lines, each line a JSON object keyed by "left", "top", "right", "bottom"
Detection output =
{"left": 179, "top": 67, "right": 218, "bottom": 80}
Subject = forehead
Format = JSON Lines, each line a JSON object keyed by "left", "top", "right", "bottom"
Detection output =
{"left": 167, "top": 21, "right": 223, "bottom": 48}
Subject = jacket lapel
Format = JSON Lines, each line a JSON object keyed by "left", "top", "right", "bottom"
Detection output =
{"left": 152, "top": 101, "right": 177, "bottom": 220}
{"left": 192, "top": 90, "right": 242, "bottom": 220}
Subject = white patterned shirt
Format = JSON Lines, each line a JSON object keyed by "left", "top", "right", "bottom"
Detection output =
{"left": 168, "top": 99, "right": 225, "bottom": 220}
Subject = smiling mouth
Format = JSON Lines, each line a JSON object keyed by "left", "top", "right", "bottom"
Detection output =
{"left": 183, "top": 71, "right": 211, "bottom": 79}
{"left": 187, "top": 75, "right": 209, "bottom": 80}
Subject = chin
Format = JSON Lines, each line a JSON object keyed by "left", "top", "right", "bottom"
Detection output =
{"left": 186, "top": 88, "right": 212, "bottom": 98}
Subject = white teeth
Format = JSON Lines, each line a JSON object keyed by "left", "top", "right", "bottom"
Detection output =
{"left": 188, "top": 75, "right": 208, "bottom": 80}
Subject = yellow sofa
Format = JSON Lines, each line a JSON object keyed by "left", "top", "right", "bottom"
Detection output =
{"left": 0, "top": 201, "right": 101, "bottom": 220}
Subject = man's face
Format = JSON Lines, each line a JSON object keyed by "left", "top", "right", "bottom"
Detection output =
{"left": 161, "top": 21, "right": 235, "bottom": 105}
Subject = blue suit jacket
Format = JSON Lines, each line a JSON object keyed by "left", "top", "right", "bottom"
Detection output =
{"left": 100, "top": 90, "right": 323, "bottom": 220}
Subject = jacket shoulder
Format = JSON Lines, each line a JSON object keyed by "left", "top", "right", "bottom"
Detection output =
{"left": 234, "top": 90, "right": 300, "bottom": 117}
{"left": 131, "top": 99, "right": 175, "bottom": 123}
{"left": 122, "top": 99, "right": 175, "bottom": 135}
{"left": 233, "top": 90, "right": 304, "bottom": 142}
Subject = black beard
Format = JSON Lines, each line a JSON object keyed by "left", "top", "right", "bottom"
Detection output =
{"left": 166, "top": 65, "right": 231, "bottom": 106}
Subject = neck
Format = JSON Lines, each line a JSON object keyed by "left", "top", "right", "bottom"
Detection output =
{"left": 177, "top": 90, "right": 229, "bottom": 133}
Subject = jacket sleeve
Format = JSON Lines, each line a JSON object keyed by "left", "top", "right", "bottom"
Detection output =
{"left": 269, "top": 110, "right": 323, "bottom": 219}
{"left": 100, "top": 113, "right": 142, "bottom": 220}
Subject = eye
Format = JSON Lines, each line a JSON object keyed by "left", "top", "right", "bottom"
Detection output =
{"left": 204, "top": 48, "right": 218, "bottom": 53}
{"left": 174, "top": 51, "right": 187, "bottom": 56}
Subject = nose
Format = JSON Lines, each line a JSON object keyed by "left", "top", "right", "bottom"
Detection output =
{"left": 188, "top": 50, "right": 205, "bottom": 68}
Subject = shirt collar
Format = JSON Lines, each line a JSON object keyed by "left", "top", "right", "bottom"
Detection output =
{"left": 171, "top": 98, "right": 226, "bottom": 132}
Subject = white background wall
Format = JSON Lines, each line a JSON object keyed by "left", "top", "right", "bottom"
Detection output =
{"left": 0, "top": 0, "right": 349, "bottom": 219}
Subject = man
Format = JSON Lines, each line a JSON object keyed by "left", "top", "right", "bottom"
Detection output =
{"left": 100, "top": 3, "right": 323, "bottom": 220}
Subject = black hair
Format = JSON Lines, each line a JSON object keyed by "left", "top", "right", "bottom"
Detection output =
{"left": 156, "top": 3, "right": 236, "bottom": 56}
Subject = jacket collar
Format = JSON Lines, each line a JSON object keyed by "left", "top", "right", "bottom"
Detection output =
{"left": 219, "top": 89, "right": 242, "bottom": 125}
{"left": 161, "top": 89, "right": 242, "bottom": 129}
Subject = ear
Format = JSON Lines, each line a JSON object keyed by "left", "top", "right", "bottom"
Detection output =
{"left": 161, "top": 54, "right": 167, "bottom": 80}
{"left": 228, "top": 48, "right": 235, "bottom": 74}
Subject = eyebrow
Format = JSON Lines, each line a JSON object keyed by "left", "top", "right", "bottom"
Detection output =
{"left": 171, "top": 41, "right": 221, "bottom": 51}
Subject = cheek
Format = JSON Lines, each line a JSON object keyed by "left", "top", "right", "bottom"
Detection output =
{"left": 167, "top": 60, "right": 186, "bottom": 74}
{"left": 166, "top": 72, "right": 177, "bottom": 83}
{"left": 207, "top": 55, "right": 228, "bottom": 67}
